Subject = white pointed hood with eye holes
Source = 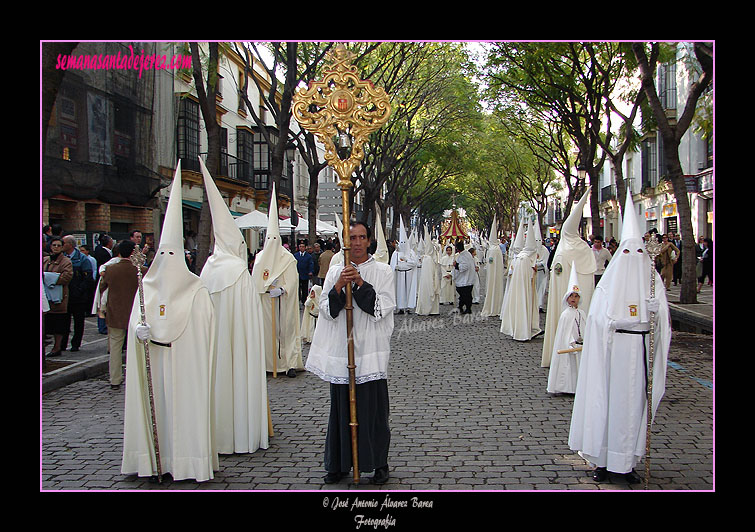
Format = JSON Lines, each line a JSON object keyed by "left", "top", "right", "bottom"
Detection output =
{"left": 600, "top": 190, "right": 655, "bottom": 322}
{"left": 251, "top": 183, "right": 297, "bottom": 294}
{"left": 198, "top": 157, "right": 248, "bottom": 294}
{"left": 140, "top": 161, "right": 205, "bottom": 344}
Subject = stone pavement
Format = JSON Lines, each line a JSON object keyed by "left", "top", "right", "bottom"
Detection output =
{"left": 41, "top": 279, "right": 714, "bottom": 496}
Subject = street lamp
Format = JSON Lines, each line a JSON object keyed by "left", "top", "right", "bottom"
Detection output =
{"left": 292, "top": 43, "right": 392, "bottom": 484}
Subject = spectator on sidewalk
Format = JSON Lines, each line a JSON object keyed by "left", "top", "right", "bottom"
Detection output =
{"left": 99, "top": 240, "right": 145, "bottom": 389}
{"left": 43, "top": 237, "right": 73, "bottom": 358}
{"left": 61, "top": 235, "right": 94, "bottom": 352}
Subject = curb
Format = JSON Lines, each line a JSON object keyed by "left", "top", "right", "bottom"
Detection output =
{"left": 42, "top": 356, "right": 109, "bottom": 394}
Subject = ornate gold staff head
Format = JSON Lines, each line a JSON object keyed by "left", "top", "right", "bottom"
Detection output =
{"left": 292, "top": 43, "right": 392, "bottom": 188}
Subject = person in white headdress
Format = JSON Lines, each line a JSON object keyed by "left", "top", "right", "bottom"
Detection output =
{"left": 306, "top": 220, "right": 396, "bottom": 484}
{"left": 198, "top": 157, "right": 269, "bottom": 455}
{"left": 389, "top": 217, "right": 418, "bottom": 314}
{"left": 415, "top": 227, "right": 440, "bottom": 315}
{"left": 481, "top": 216, "right": 505, "bottom": 317}
{"left": 251, "top": 184, "right": 304, "bottom": 378}
{"left": 438, "top": 243, "right": 456, "bottom": 305}
{"left": 546, "top": 262, "right": 586, "bottom": 395}
{"left": 533, "top": 219, "right": 551, "bottom": 311}
{"left": 541, "top": 188, "right": 597, "bottom": 368}
{"left": 568, "top": 192, "right": 671, "bottom": 484}
{"left": 500, "top": 220, "right": 541, "bottom": 341}
{"left": 121, "top": 162, "right": 218, "bottom": 482}
{"left": 300, "top": 284, "right": 322, "bottom": 343}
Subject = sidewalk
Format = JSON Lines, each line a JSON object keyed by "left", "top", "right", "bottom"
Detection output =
{"left": 664, "top": 282, "right": 714, "bottom": 335}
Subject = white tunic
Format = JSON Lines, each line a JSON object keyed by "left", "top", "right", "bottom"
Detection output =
{"left": 481, "top": 244, "right": 504, "bottom": 317}
{"left": 546, "top": 305, "right": 585, "bottom": 394}
{"left": 121, "top": 287, "right": 218, "bottom": 482}
{"left": 415, "top": 252, "right": 440, "bottom": 316}
{"left": 390, "top": 250, "right": 418, "bottom": 310}
{"left": 499, "top": 251, "right": 540, "bottom": 341}
{"left": 438, "top": 252, "right": 456, "bottom": 304}
{"left": 306, "top": 256, "right": 395, "bottom": 384}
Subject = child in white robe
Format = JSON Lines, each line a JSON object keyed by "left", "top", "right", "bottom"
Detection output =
{"left": 546, "top": 263, "right": 586, "bottom": 394}
{"left": 301, "top": 284, "right": 322, "bottom": 343}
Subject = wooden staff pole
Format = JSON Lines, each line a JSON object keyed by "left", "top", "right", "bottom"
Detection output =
{"left": 644, "top": 239, "right": 663, "bottom": 489}
{"left": 129, "top": 245, "right": 163, "bottom": 483}
{"left": 340, "top": 186, "right": 360, "bottom": 484}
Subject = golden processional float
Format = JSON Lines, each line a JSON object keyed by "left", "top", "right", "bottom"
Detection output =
{"left": 292, "top": 43, "right": 392, "bottom": 485}
{"left": 440, "top": 208, "right": 469, "bottom": 245}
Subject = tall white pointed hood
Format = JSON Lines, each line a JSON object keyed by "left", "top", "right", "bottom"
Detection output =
{"left": 489, "top": 215, "right": 499, "bottom": 246}
{"left": 251, "top": 183, "right": 296, "bottom": 293}
{"left": 517, "top": 216, "right": 538, "bottom": 260}
{"left": 600, "top": 191, "right": 654, "bottom": 321}
{"left": 554, "top": 187, "right": 596, "bottom": 274}
{"left": 510, "top": 216, "right": 525, "bottom": 257}
{"left": 199, "top": 156, "right": 248, "bottom": 294}
{"left": 373, "top": 209, "right": 389, "bottom": 264}
{"left": 141, "top": 161, "right": 204, "bottom": 343}
{"left": 398, "top": 216, "right": 409, "bottom": 255}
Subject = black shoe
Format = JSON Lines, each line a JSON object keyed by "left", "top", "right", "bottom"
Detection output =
{"left": 110, "top": 384, "right": 121, "bottom": 390}
{"left": 624, "top": 470, "right": 642, "bottom": 484}
{"left": 286, "top": 369, "right": 297, "bottom": 378}
{"left": 324, "top": 472, "right": 347, "bottom": 484}
{"left": 47, "top": 350, "right": 61, "bottom": 358}
{"left": 371, "top": 466, "right": 389, "bottom": 485}
{"left": 70, "top": 347, "right": 80, "bottom": 352}
{"left": 592, "top": 467, "right": 608, "bottom": 482}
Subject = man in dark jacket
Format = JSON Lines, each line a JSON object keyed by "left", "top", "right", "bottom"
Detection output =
{"left": 294, "top": 241, "right": 314, "bottom": 303}
{"left": 62, "top": 235, "right": 94, "bottom": 352}
{"left": 100, "top": 240, "right": 145, "bottom": 389}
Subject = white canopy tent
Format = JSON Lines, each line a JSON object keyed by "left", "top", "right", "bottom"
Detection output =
{"left": 234, "top": 210, "right": 338, "bottom": 235}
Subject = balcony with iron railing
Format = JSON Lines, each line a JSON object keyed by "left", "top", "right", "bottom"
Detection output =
{"left": 600, "top": 184, "right": 616, "bottom": 203}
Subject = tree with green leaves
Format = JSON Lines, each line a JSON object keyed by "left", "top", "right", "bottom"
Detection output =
{"left": 632, "top": 42, "right": 713, "bottom": 304}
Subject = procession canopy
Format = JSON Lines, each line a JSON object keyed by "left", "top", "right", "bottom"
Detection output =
{"left": 440, "top": 209, "right": 468, "bottom": 244}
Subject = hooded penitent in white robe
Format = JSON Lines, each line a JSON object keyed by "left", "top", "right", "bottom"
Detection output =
{"left": 481, "top": 216, "right": 505, "bottom": 317}
{"left": 301, "top": 284, "right": 322, "bottom": 343}
{"left": 415, "top": 228, "right": 440, "bottom": 316}
{"left": 541, "top": 188, "right": 597, "bottom": 368}
{"left": 251, "top": 184, "right": 303, "bottom": 376}
{"left": 500, "top": 221, "right": 541, "bottom": 341}
{"left": 198, "top": 157, "right": 269, "bottom": 455}
{"left": 502, "top": 217, "right": 525, "bottom": 304}
{"left": 389, "top": 218, "right": 418, "bottom": 311}
{"left": 122, "top": 161, "right": 218, "bottom": 482}
{"left": 306, "top": 256, "right": 395, "bottom": 384}
{"left": 438, "top": 246, "right": 456, "bottom": 305}
{"left": 568, "top": 192, "right": 671, "bottom": 475}
{"left": 546, "top": 262, "right": 586, "bottom": 394}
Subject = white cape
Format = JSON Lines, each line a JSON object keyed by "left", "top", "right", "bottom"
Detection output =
{"left": 415, "top": 250, "right": 440, "bottom": 316}
{"left": 546, "top": 306, "right": 586, "bottom": 394}
{"left": 121, "top": 288, "right": 218, "bottom": 481}
{"left": 199, "top": 156, "right": 268, "bottom": 455}
{"left": 499, "top": 252, "right": 540, "bottom": 341}
{"left": 567, "top": 276, "right": 670, "bottom": 472}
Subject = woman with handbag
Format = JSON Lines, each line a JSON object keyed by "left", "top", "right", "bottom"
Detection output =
{"left": 43, "top": 237, "right": 73, "bottom": 357}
